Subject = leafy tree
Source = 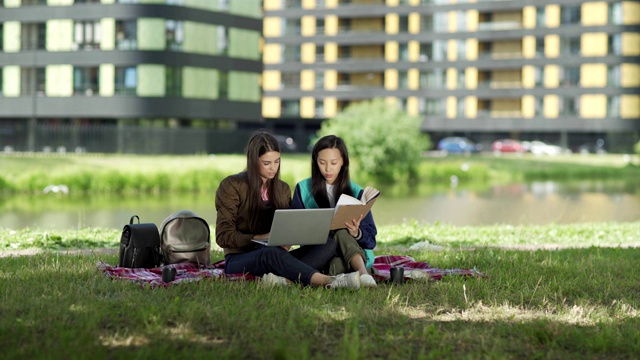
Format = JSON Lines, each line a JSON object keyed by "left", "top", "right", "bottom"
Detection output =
{"left": 635, "top": 140, "right": 640, "bottom": 156}
{"left": 317, "top": 98, "right": 430, "bottom": 183}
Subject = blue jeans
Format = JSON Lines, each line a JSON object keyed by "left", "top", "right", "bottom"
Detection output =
{"left": 224, "top": 237, "right": 336, "bottom": 285}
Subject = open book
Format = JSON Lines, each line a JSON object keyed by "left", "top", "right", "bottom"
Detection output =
{"left": 330, "top": 186, "right": 380, "bottom": 230}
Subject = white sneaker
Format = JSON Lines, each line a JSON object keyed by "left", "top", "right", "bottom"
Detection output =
{"left": 261, "top": 273, "right": 289, "bottom": 287}
{"left": 360, "top": 274, "right": 377, "bottom": 287}
{"left": 328, "top": 272, "right": 360, "bottom": 290}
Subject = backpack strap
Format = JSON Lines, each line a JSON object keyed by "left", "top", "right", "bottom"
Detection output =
{"left": 129, "top": 215, "right": 140, "bottom": 224}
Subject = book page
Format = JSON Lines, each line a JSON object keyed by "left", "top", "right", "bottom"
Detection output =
{"left": 330, "top": 196, "right": 378, "bottom": 230}
{"left": 361, "top": 186, "right": 380, "bottom": 203}
{"left": 336, "top": 193, "right": 364, "bottom": 206}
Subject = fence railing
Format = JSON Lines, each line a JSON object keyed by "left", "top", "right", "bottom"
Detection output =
{"left": 0, "top": 125, "right": 258, "bottom": 154}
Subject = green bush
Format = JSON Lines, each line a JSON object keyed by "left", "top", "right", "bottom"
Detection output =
{"left": 634, "top": 140, "right": 640, "bottom": 156}
{"left": 317, "top": 98, "right": 431, "bottom": 184}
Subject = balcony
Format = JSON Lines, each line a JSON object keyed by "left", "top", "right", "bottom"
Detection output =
{"left": 477, "top": 21, "right": 522, "bottom": 31}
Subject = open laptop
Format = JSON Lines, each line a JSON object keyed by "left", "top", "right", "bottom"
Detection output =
{"left": 252, "top": 208, "right": 334, "bottom": 246}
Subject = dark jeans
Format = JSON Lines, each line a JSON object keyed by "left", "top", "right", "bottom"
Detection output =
{"left": 224, "top": 237, "right": 336, "bottom": 285}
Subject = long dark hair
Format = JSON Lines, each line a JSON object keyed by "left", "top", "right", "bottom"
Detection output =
{"left": 245, "top": 131, "right": 288, "bottom": 231}
{"left": 310, "top": 135, "right": 354, "bottom": 208}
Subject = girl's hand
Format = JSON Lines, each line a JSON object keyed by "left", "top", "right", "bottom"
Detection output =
{"left": 345, "top": 214, "right": 363, "bottom": 238}
{"left": 253, "top": 233, "right": 269, "bottom": 240}
{"left": 281, "top": 245, "right": 291, "bottom": 251}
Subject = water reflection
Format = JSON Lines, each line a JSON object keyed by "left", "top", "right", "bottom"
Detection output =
{"left": 1, "top": 180, "right": 638, "bottom": 229}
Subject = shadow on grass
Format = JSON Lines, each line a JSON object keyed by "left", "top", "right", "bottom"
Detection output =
{"left": 2, "top": 247, "right": 639, "bottom": 358}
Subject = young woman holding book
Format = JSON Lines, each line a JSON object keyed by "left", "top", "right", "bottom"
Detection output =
{"left": 291, "top": 135, "right": 378, "bottom": 287}
{"left": 215, "top": 131, "right": 361, "bottom": 289}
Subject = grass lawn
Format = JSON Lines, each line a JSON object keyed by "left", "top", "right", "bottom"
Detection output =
{"left": 1, "top": 222, "right": 639, "bottom": 359}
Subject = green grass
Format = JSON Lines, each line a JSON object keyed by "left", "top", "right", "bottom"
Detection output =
{"left": 1, "top": 222, "right": 639, "bottom": 359}
{"left": 1, "top": 153, "right": 639, "bottom": 195}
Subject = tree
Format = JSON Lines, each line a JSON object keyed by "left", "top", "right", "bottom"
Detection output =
{"left": 317, "top": 98, "right": 430, "bottom": 184}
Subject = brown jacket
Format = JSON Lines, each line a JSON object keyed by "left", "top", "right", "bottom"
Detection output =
{"left": 215, "top": 172, "right": 291, "bottom": 256}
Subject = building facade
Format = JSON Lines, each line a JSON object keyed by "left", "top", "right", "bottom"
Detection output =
{"left": 262, "top": 0, "right": 640, "bottom": 152}
{"left": 0, "top": 0, "right": 263, "bottom": 154}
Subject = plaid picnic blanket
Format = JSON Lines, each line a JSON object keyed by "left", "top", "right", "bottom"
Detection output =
{"left": 97, "top": 254, "right": 484, "bottom": 288}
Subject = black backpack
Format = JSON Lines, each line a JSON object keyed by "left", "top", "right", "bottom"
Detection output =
{"left": 118, "top": 215, "right": 161, "bottom": 268}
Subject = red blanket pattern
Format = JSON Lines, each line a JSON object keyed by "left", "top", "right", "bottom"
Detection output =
{"left": 97, "top": 255, "right": 484, "bottom": 288}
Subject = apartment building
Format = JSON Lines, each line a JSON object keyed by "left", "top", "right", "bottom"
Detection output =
{"left": 0, "top": 0, "right": 262, "bottom": 154}
{"left": 262, "top": 0, "right": 640, "bottom": 152}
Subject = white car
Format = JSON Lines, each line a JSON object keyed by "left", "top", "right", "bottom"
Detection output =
{"left": 525, "top": 141, "right": 563, "bottom": 156}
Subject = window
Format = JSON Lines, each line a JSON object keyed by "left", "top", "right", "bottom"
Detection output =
{"left": 423, "top": 99, "right": 445, "bottom": 116}
{"left": 608, "top": 34, "right": 621, "bottom": 55}
{"left": 457, "top": 97, "right": 465, "bottom": 118}
{"left": 609, "top": 3, "right": 623, "bottom": 25}
{"left": 419, "top": 43, "right": 432, "bottom": 61}
{"left": 281, "top": 72, "right": 300, "bottom": 88}
{"left": 399, "top": 16, "right": 409, "bottom": 33}
{"left": 115, "top": 67, "right": 137, "bottom": 95}
{"left": 560, "top": 37, "right": 580, "bottom": 55}
{"left": 315, "top": 71, "right": 324, "bottom": 89}
{"left": 398, "top": 44, "right": 409, "bottom": 61}
{"left": 166, "top": 67, "right": 182, "bottom": 96}
{"left": 116, "top": 21, "right": 137, "bottom": 50}
{"left": 20, "top": 68, "right": 45, "bottom": 96}
{"left": 316, "top": 18, "right": 325, "bottom": 35}
{"left": 456, "top": 11, "right": 467, "bottom": 31}
{"left": 316, "top": 45, "right": 324, "bottom": 62}
{"left": 21, "top": 23, "right": 46, "bottom": 50}
{"left": 560, "top": 96, "right": 579, "bottom": 116}
{"left": 534, "top": 67, "right": 544, "bottom": 87}
{"left": 536, "top": 7, "right": 546, "bottom": 27}
{"left": 398, "top": 71, "right": 409, "bottom": 89}
{"left": 608, "top": 96, "right": 620, "bottom": 117}
{"left": 534, "top": 97, "right": 543, "bottom": 116}
{"left": 73, "top": 67, "right": 99, "bottom": 96}
{"left": 421, "top": 14, "right": 433, "bottom": 32}
{"left": 457, "top": 40, "right": 466, "bottom": 60}
{"left": 73, "top": 21, "right": 101, "bottom": 50}
{"left": 281, "top": 100, "right": 300, "bottom": 117}
{"left": 218, "top": 71, "right": 227, "bottom": 99}
{"left": 433, "top": 40, "right": 447, "bottom": 61}
{"left": 560, "top": 66, "right": 580, "bottom": 87}
{"left": 457, "top": 69, "right": 466, "bottom": 89}
{"left": 607, "top": 65, "right": 620, "bottom": 86}
{"left": 434, "top": 12, "right": 449, "bottom": 33}
{"left": 166, "top": 20, "right": 184, "bottom": 50}
{"left": 217, "top": 26, "right": 228, "bottom": 55}
{"left": 420, "top": 69, "right": 445, "bottom": 89}
{"left": 560, "top": 5, "right": 581, "bottom": 25}
{"left": 284, "top": 19, "right": 301, "bottom": 36}
{"left": 315, "top": 100, "right": 324, "bottom": 118}
{"left": 535, "top": 37, "right": 544, "bottom": 56}
{"left": 282, "top": 45, "right": 301, "bottom": 62}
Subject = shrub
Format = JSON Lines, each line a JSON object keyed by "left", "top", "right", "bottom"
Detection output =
{"left": 317, "top": 99, "right": 431, "bottom": 184}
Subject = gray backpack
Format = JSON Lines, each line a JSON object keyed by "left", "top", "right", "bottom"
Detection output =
{"left": 159, "top": 210, "right": 211, "bottom": 267}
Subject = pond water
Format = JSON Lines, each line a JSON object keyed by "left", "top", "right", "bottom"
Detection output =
{"left": 1, "top": 180, "right": 638, "bottom": 230}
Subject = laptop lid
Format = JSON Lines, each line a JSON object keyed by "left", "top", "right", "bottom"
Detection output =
{"left": 253, "top": 208, "right": 334, "bottom": 246}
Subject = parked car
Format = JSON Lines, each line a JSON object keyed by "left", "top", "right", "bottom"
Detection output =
{"left": 491, "top": 139, "right": 525, "bottom": 153}
{"left": 275, "top": 135, "right": 297, "bottom": 152}
{"left": 437, "top": 137, "right": 482, "bottom": 154}
{"left": 524, "top": 140, "right": 563, "bottom": 156}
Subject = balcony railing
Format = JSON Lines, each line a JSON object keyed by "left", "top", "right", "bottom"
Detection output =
{"left": 477, "top": 21, "right": 522, "bottom": 31}
{"left": 477, "top": 81, "right": 523, "bottom": 89}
